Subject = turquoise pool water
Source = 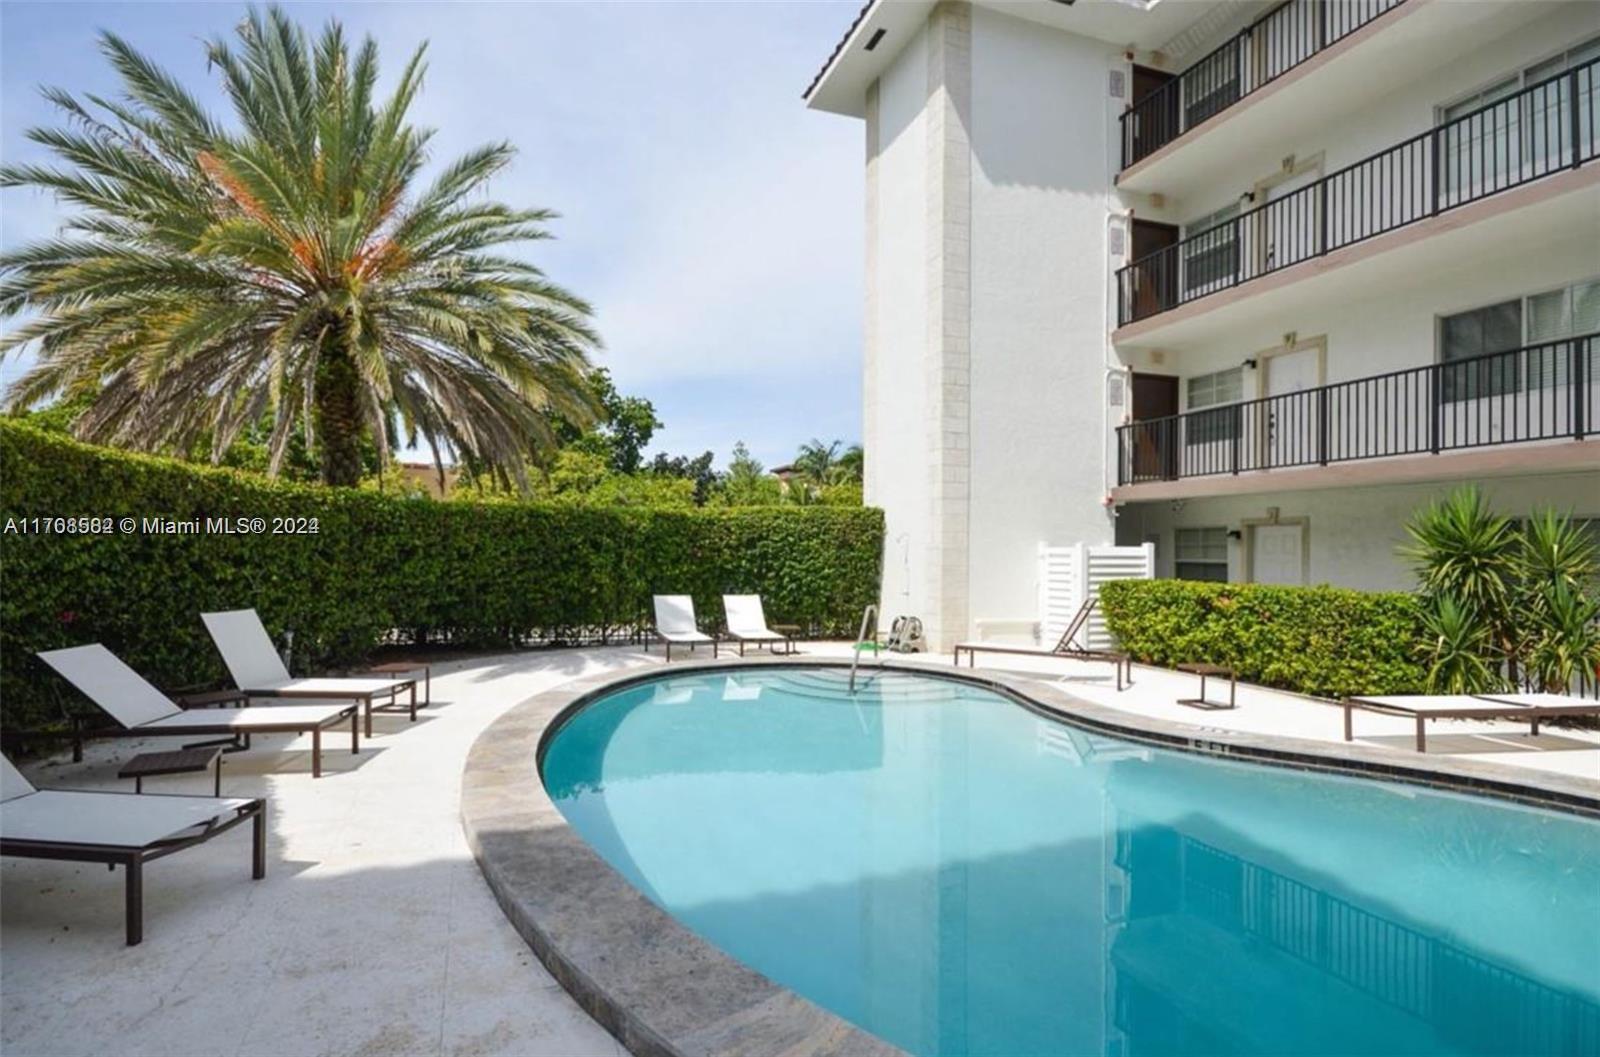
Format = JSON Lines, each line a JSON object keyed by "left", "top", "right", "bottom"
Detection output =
{"left": 542, "top": 668, "right": 1600, "bottom": 1057}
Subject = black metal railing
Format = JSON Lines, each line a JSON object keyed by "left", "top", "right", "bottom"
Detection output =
{"left": 1120, "top": 0, "right": 1409, "bottom": 169}
{"left": 1117, "top": 58, "right": 1599, "bottom": 326}
{"left": 1116, "top": 334, "right": 1597, "bottom": 486}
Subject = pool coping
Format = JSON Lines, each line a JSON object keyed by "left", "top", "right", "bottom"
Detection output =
{"left": 460, "top": 656, "right": 1600, "bottom": 1057}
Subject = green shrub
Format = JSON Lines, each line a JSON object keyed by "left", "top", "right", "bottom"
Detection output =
{"left": 1099, "top": 578, "right": 1427, "bottom": 699}
{"left": 0, "top": 422, "right": 883, "bottom": 727}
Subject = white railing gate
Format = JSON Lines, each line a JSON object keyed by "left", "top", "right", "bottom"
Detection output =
{"left": 1037, "top": 542, "right": 1155, "bottom": 651}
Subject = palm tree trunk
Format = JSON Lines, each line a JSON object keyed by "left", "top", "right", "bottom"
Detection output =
{"left": 314, "top": 341, "right": 365, "bottom": 487}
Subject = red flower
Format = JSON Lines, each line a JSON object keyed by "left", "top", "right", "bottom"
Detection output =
{"left": 59, "top": 610, "right": 77, "bottom": 624}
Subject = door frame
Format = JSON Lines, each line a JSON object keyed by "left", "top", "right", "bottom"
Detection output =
{"left": 1251, "top": 153, "right": 1326, "bottom": 272}
{"left": 1254, "top": 335, "right": 1326, "bottom": 463}
{"left": 1130, "top": 371, "right": 1181, "bottom": 480}
{"left": 1241, "top": 515, "right": 1311, "bottom": 585}
{"left": 1129, "top": 219, "right": 1182, "bottom": 318}
{"left": 1257, "top": 334, "right": 1327, "bottom": 397}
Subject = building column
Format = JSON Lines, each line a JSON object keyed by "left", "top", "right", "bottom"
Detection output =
{"left": 924, "top": 0, "right": 973, "bottom": 650}
{"left": 863, "top": 80, "right": 881, "bottom": 508}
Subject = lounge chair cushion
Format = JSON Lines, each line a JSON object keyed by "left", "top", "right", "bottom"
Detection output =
{"left": 201, "top": 609, "right": 293, "bottom": 689}
{"left": 37, "top": 645, "right": 180, "bottom": 727}
{"left": 654, "top": 596, "right": 710, "bottom": 641}
{"left": 723, "top": 595, "right": 784, "bottom": 639}
{"left": 0, "top": 789, "right": 256, "bottom": 848}
{"left": 139, "top": 705, "right": 353, "bottom": 731}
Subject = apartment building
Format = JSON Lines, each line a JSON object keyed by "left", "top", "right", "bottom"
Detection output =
{"left": 806, "top": 0, "right": 1599, "bottom": 648}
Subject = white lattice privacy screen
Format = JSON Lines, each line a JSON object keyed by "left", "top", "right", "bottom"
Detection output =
{"left": 1037, "top": 543, "right": 1156, "bottom": 651}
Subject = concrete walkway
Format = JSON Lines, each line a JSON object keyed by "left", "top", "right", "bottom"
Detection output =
{"left": 2, "top": 647, "right": 657, "bottom": 1057}
{"left": 5, "top": 643, "right": 1595, "bottom": 1057}
{"left": 850, "top": 644, "right": 1600, "bottom": 783}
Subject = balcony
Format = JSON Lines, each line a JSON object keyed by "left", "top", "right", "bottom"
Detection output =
{"left": 1116, "top": 58, "right": 1599, "bottom": 329}
{"left": 1115, "top": 334, "right": 1597, "bottom": 490}
{"left": 1120, "top": 0, "right": 1410, "bottom": 171}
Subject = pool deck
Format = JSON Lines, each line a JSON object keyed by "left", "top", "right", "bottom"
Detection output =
{"left": 4, "top": 642, "right": 1596, "bottom": 1057}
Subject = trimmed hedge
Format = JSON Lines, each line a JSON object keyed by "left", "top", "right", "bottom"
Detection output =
{"left": 1099, "top": 578, "right": 1427, "bottom": 699}
{"left": 0, "top": 422, "right": 883, "bottom": 727}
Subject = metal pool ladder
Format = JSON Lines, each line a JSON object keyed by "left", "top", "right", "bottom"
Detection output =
{"left": 848, "top": 604, "right": 879, "bottom": 692}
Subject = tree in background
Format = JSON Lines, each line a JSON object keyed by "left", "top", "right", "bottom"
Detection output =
{"left": 0, "top": 6, "right": 598, "bottom": 487}
{"left": 648, "top": 450, "right": 718, "bottom": 505}
{"left": 719, "top": 441, "right": 784, "bottom": 506}
{"left": 555, "top": 367, "right": 662, "bottom": 474}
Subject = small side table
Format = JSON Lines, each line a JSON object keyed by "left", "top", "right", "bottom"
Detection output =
{"left": 364, "top": 661, "right": 431, "bottom": 707}
{"left": 118, "top": 747, "right": 224, "bottom": 797}
{"left": 771, "top": 625, "right": 801, "bottom": 655}
{"left": 1176, "top": 663, "right": 1237, "bottom": 710}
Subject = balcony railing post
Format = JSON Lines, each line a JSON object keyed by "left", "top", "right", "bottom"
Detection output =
{"left": 1233, "top": 216, "right": 1244, "bottom": 287}
{"left": 1230, "top": 405, "right": 1241, "bottom": 474}
{"left": 1570, "top": 68, "right": 1583, "bottom": 171}
{"left": 1429, "top": 364, "right": 1442, "bottom": 453}
{"left": 1117, "top": 426, "right": 1127, "bottom": 485}
{"left": 1429, "top": 125, "right": 1441, "bottom": 216}
{"left": 1574, "top": 338, "right": 1588, "bottom": 440}
{"left": 1317, "top": 388, "right": 1330, "bottom": 465}
{"left": 1319, "top": 179, "right": 1329, "bottom": 257}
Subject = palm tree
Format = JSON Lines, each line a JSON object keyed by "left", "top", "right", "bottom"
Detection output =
{"left": 1, "top": 6, "right": 599, "bottom": 486}
{"left": 792, "top": 438, "right": 862, "bottom": 487}
{"left": 793, "top": 439, "right": 842, "bottom": 484}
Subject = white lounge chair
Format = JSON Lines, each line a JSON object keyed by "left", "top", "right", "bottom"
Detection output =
{"left": 722, "top": 595, "right": 795, "bottom": 656}
{"left": 652, "top": 596, "right": 718, "bottom": 662}
{"left": 201, "top": 609, "right": 419, "bottom": 737}
{"left": 37, "top": 645, "right": 360, "bottom": 778}
{"left": 0, "top": 753, "right": 265, "bottom": 944}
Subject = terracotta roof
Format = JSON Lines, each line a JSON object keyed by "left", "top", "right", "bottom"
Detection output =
{"left": 802, "top": 0, "right": 878, "bottom": 100}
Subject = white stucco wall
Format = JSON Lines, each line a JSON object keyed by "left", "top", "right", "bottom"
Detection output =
{"left": 961, "top": 6, "right": 1123, "bottom": 627}
{"left": 1116, "top": 470, "right": 1600, "bottom": 590}
{"left": 866, "top": 26, "right": 932, "bottom": 625}
{"left": 856, "top": 0, "right": 1595, "bottom": 640}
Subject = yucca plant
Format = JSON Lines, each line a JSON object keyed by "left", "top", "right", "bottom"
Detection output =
{"left": 1400, "top": 486, "right": 1518, "bottom": 618}
{"left": 1524, "top": 579, "right": 1600, "bottom": 693}
{"left": 0, "top": 6, "right": 599, "bottom": 486}
{"left": 1416, "top": 593, "right": 1504, "bottom": 694}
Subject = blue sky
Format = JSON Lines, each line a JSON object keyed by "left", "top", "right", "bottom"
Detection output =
{"left": 0, "top": 0, "right": 863, "bottom": 470}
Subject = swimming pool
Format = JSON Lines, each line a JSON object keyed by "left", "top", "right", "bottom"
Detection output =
{"left": 541, "top": 667, "right": 1600, "bottom": 1057}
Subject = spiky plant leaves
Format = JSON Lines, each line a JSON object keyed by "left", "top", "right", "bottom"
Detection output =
{"left": 1416, "top": 593, "right": 1504, "bottom": 695}
{"left": 1, "top": 4, "right": 599, "bottom": 486}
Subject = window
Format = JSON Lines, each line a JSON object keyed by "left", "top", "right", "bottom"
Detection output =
{"left": 1440, "top": 299, "right": 1521, "bottom": 402}
{"left": 1437, "top": 37, "right": 1600, "bottom": 201}
{"left": 1185, "top": 367, "right": 1244, "bottom": 446}
{"left": 1175, "top": 527, "right": 1229, "bottom": 582}
{"left": 1441, "top": 280, "right": 1600, "bottom": 399}
{"left": 1528, "top": 280, "right": 1600, "bottom": 388}
{"left": 1182, "top": 202, "right": 1241, "bottom": 296}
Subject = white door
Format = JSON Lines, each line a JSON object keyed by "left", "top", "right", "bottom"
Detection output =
{"left": 1258, "top": 166, "right": 1323, "bottom": 270}
{"left": 1251, "top": 524, "right": 1305, "bottom": 585}
{"left": 1263, "top": 346, "right": 1320, "bottom": 466}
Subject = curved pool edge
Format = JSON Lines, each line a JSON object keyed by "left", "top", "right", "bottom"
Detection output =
{"left": 460, "top": 660, "right": 907, "bottom": 1057}
{"left": 461, "top": 658, "right": 1600, "bottom": 1057}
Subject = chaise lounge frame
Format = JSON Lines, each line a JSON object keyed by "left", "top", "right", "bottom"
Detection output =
{"left": 651, "top": 595, "right": 720, "bottom": 662}
{"left": 38, "top": 645, "right": 360, "bottom": 778}
{"left": 722, "top": 594, "right": 796, "bottom": 657}
{"left": 953, "top": 598, "right": 1131, "bottom": 691}
{"left": 202, "top": 610, "right": 419, "bottom": 737}
{"left": 1342, "top": 692, "right": 1600, "bottom": 752}
{"left": 1, "top": 758, "right": 265, "bottom": 945}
